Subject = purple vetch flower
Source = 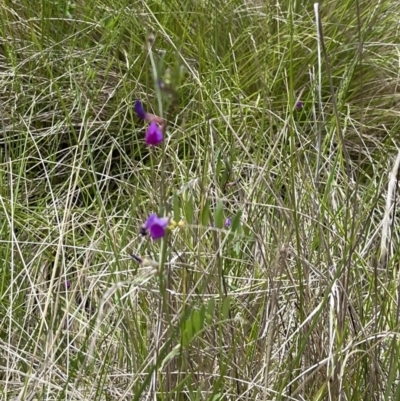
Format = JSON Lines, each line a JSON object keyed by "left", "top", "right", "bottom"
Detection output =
{"left": 144, "top": 214, "right": 169, "bottom": 240}
{"left": 145, "top": 121, "right": 163, "bottom": 146}
{"left": 135, "top": 99, "right": 147, "bottom": 120}
{"left": 225, "top": 218, "right": 231, "bottom": 227}
{"left": 295, "top": 101, "right": 303, "bottom": 109}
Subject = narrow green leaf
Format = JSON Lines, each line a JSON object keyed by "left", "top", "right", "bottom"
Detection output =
{"left": 191, "top": 309, "right": 203, "bottom": 333}
{"left": 206, "top": 298, "right": 215, "bottom": 324}
{"left": 199, "top": 304, "right": 206, "bottom": 325}
{"left": 215, "top": 149, "right": 223, "bottom": 177}
{"left": 230, "top": 210, "right": 242, "bottom": 231}
{"left": 173, "top": 192, "right": 180, "bottom": 223}
{"left": 183, "top": 318, "right": 194, "bottom": 346}
{"left": 211, "top": 393, "right": 223, "bottom": 401}
{"left": 201, "top": 198, "right": 210, "bottom": 226}
{"left": 214, "top": 199, "right": 224, "bottom": 228}
{"left": 184, "top": 195, "right": 194, "bottom": 224}
{"left": 234, "top": 241, "right": 241, "bottom": 256}
{"left": 222, "top": 296, "right": 231, "bottom": 320}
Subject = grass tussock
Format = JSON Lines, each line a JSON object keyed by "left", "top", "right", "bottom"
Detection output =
{"left": 1, "top": 0, "right": 400, "bottom": 399}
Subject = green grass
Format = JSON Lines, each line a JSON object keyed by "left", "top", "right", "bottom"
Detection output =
{"left": 1, "top": 0, "right": 400, "bottom": 399}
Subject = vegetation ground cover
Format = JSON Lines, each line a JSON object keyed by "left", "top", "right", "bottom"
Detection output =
{"left": 1, "top": 0, "right": 400, "bottom": 399}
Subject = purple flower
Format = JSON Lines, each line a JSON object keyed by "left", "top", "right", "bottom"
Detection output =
{"left": 144, "top": 214, "right": 169, "bottom": 239}
{"left": 145, "top": 122, "right": 163, "bottom": 146}
{"left": 225, "top": 218, "right": 231, "bottom": 227}
{"left": 295, "top": 101, "right": 303, "bottom": 109}
{"left": 135, "top": 99, "right": 147, "bottom": 120}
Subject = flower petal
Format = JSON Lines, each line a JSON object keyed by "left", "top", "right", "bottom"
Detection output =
{"left": 145, "top": 122, "right": 163, "bottom": 146}
{"left": 157, "top": 217, "right": 169, "bottom": 228}
{"left": 149, "top": 224, "right": 166, "bottom": 239}
{"left": 145, "top": 213, "right": 158, "bottom": 229}
{"left": 135, "top": 99, "right": 147, "bottom": 119}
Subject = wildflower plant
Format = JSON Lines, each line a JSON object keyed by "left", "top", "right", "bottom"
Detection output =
{"left": 132, "top": 31, "right": 245, "bottom": 401}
